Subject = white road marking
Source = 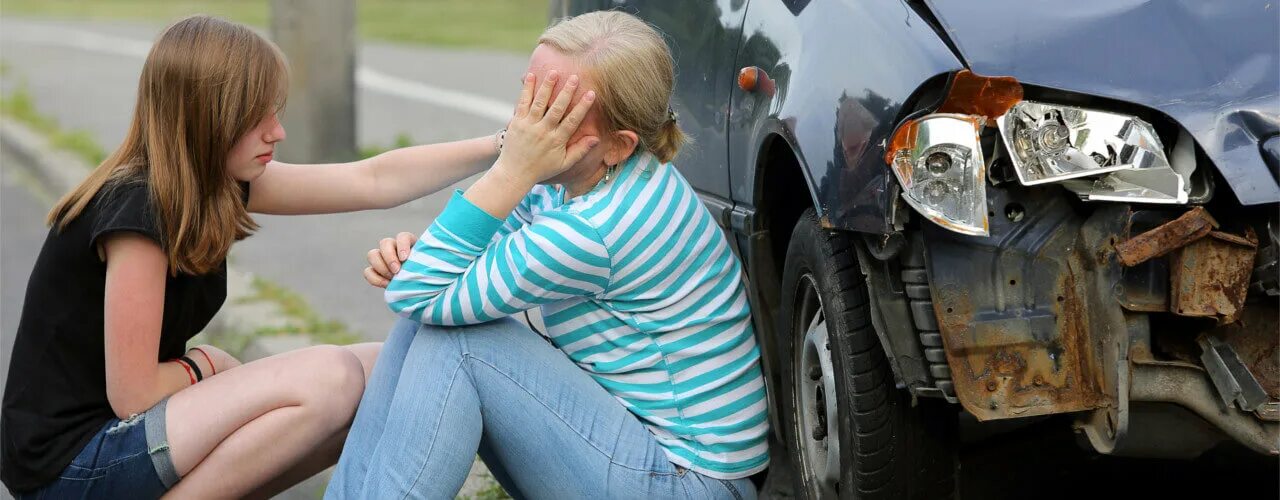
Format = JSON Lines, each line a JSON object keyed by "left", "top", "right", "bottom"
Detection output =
{"left": 2, "top": 24, "right": 512, "bottom": 123}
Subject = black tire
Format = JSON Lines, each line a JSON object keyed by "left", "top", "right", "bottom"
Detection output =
{"left": 777, "top": 209, "right": 956, "bottom": 499}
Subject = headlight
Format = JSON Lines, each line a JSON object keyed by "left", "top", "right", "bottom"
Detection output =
{"left": 886, "top": 71, "right": 1193, "bottom": 238}
{"left": 997, "top": 100, "right": 1187, "bottom": 203}
{"left": 889, "top": 114, "right": 988, "bottom": 236}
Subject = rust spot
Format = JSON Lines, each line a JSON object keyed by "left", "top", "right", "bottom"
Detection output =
{"left": 935, "top": 69, "right": 1025, "bottom": 122}
{"left": 1114, "top": 207, "right": 1218, "bottom": 267}
{"left": 988, "top": 349, "right": 1026, "bottom": 376}
{"left": 930, "top": 273, "right": 1105, "bottom": 421}
{"left": 1171, "top": 228, "right": 1259, "bottom": 324}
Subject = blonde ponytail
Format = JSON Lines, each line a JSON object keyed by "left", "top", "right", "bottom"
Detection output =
{"left": 650, "top": 114, "right": 687, "bottom": 163}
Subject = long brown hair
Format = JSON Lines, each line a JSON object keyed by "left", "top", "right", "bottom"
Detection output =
{"left": 48, "top": 15, "right": 287, "bottom": 275}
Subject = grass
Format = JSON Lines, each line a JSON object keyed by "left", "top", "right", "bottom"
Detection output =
{"left": 467, "top": 481, "right": 512, "bottom": 500}
{"left": 242, "top": 276, "right": 363, "bottom": 346}
{"left": 0, "top": 83, "right": 107, "bottom": 165}
{"left": 1, "top": 0, "right": 551, "bottom": 52}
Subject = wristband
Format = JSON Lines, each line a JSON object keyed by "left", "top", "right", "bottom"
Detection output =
{"left": 176, "top": 359, "right": 196, "bottom": 385}
{"left": 494, "top": 128, "right": 506, "bottom": 154}
{"left": 180, "top": 355, "right": 204, "bottom": 382}
{"left": 191, "top": 347, "right": 216, "bottom": 376}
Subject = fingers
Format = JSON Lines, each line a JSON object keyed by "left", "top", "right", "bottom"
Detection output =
{"left": 364, "top": 266, "right": 390, "bottom": 288}
{"left": 367, "top": 233, "right": 416, "bottom": 288}
{"left": 368, "top": 247, "right": 393, "bottom": 280}
{"left": 563, "top": 135, "right": 602, "bottom": 168}
{"left": 543, "top": 75, "right": 579, "bottom": 124}
{"left": 395, "top": 232, "right": 416, "bottom": 261}
{"left": 557, "top": 90, "right": 596, "bottom": 137}
{"left": 514, "top": 73, "right": 535, "bottom": 118}
{"left": 529, "top": 71, "right": 559, "bottom": 119}
{"left": 378, "top": 237, "right": 401, "bottom": 274}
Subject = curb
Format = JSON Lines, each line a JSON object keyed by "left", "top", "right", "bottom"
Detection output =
{"left": 0, "top": 118, "right": 92, "bottom": 194}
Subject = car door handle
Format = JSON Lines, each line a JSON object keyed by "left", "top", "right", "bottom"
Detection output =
{"left": 738, "top": 66, "right": 776, "bottom": 96}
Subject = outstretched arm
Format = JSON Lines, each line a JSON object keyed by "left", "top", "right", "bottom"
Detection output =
{"left": 245, "top": 134, "right": 501, "bottom": 215}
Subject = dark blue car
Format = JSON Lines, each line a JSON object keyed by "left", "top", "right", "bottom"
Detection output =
{"left": 556, "top": 1, "right": 1279, "bottom": 497}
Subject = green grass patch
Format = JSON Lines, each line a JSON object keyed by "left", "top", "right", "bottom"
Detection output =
{"left": 467, "top": 481, "right": 512, "bottom": 500}
{"left": 1, "top": 0, "right": 550, "bottom": 52}
{"left": 243, "top": 276, "right": 362, "bottom": 346}
{"left": 0, "top": 84, "right": 107, "bottom": 165}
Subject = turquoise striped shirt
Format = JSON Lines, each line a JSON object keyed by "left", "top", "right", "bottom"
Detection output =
{"left": 386, "top": 152, "right": 770, "bottom": 479}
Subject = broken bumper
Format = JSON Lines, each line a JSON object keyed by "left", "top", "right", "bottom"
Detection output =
{"left": 921, "top": 187, "right": 1279, "bottom": 457}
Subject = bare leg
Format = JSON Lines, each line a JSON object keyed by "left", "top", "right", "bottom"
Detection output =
{"left": 160, "top": 345, "right": 365, "bottom": 499}
{"left": 244, "top": 428, "right": 349, "bottom": 500}
{"left": 240, "top": 343, "right": 382, "bottom": 498}
{"left": 344, "top": 342, "right": 382, "bottom": 381}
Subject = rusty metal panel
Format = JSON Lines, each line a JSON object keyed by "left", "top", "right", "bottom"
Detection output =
{"left": 1170, "top": 229, "right": 1258, "bottom": 323}
{"left": 932, "top": 273, "right": 1106, "bottom": 420}
{"left": 924, "top": 192, "right": 1111, "bottom": 421}
{"left": 1114, "top": 207, "right": 1217, "bottom": 267}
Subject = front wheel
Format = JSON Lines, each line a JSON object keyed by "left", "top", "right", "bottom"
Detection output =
{"left": 777, "top": 209, "right": 956, "bottom": 499}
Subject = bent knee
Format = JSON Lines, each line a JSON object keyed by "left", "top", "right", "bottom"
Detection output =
{"left": 294, "top": 345, "right": 365, "bottom": 420}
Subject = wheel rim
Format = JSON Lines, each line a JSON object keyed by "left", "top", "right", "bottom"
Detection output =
{"left": 794, "top": 274, "right": 841, "bottom": 498}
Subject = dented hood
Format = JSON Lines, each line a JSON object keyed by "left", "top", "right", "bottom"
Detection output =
{"left": 924, "top": 0, "right": 1280, "bottom": 205}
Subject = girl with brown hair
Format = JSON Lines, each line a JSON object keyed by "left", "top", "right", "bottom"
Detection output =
{"left": 1, "top": 15, "right": 596, "bottom": 499}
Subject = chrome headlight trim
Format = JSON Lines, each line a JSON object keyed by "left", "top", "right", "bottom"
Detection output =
{"left": 997, "top": 100, "right": 1188, "bottom": 204}
{"left": 889, "top": 114, "right": 989, "bottom": 236}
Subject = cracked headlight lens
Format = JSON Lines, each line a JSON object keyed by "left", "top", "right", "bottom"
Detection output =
{"left": 890, "top": 114, "right": 988, "bottom": 236}
{"left": 997, "top": 101, "right": 1187, "bottom": 203}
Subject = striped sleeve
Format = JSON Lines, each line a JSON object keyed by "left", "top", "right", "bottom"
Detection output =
{"left": 385, "top": 190, "right": 611, "bottom": 325}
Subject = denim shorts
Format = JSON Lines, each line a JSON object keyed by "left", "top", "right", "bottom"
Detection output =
{"left": 18, "top": 399, "right": 178, "bottom": 500}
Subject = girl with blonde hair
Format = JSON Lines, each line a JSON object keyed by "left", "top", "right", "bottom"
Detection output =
{"left": 2, "top": 15, "right": 595, "bottom": 498}
{"left": 334, "top": 11, "right": 769, "bottom": 499}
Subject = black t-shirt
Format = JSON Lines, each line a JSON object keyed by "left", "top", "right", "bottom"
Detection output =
{"left": 1, "top": 178, "right": 247, "bottom": 493}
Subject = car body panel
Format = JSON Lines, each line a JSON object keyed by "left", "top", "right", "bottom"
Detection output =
{"left": 601, "top": 0, "right": 751, "bottom": 200}
{"left": 925, "top": 0, "right": 1280, "bottom": 205}
{"left": 727, "top": 0, "right": 963, "bottom": 233}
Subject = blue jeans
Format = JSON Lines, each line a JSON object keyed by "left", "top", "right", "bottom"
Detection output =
{"left": 17, "top": 399, "right": 177, "bottom": 499}
{"left": 326, "top": 317, "right": 757, "bottom": 499}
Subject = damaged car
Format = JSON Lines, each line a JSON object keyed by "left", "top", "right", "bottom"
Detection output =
{"left": 555, "top": 0, "right": 1279, "bottom": 497}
